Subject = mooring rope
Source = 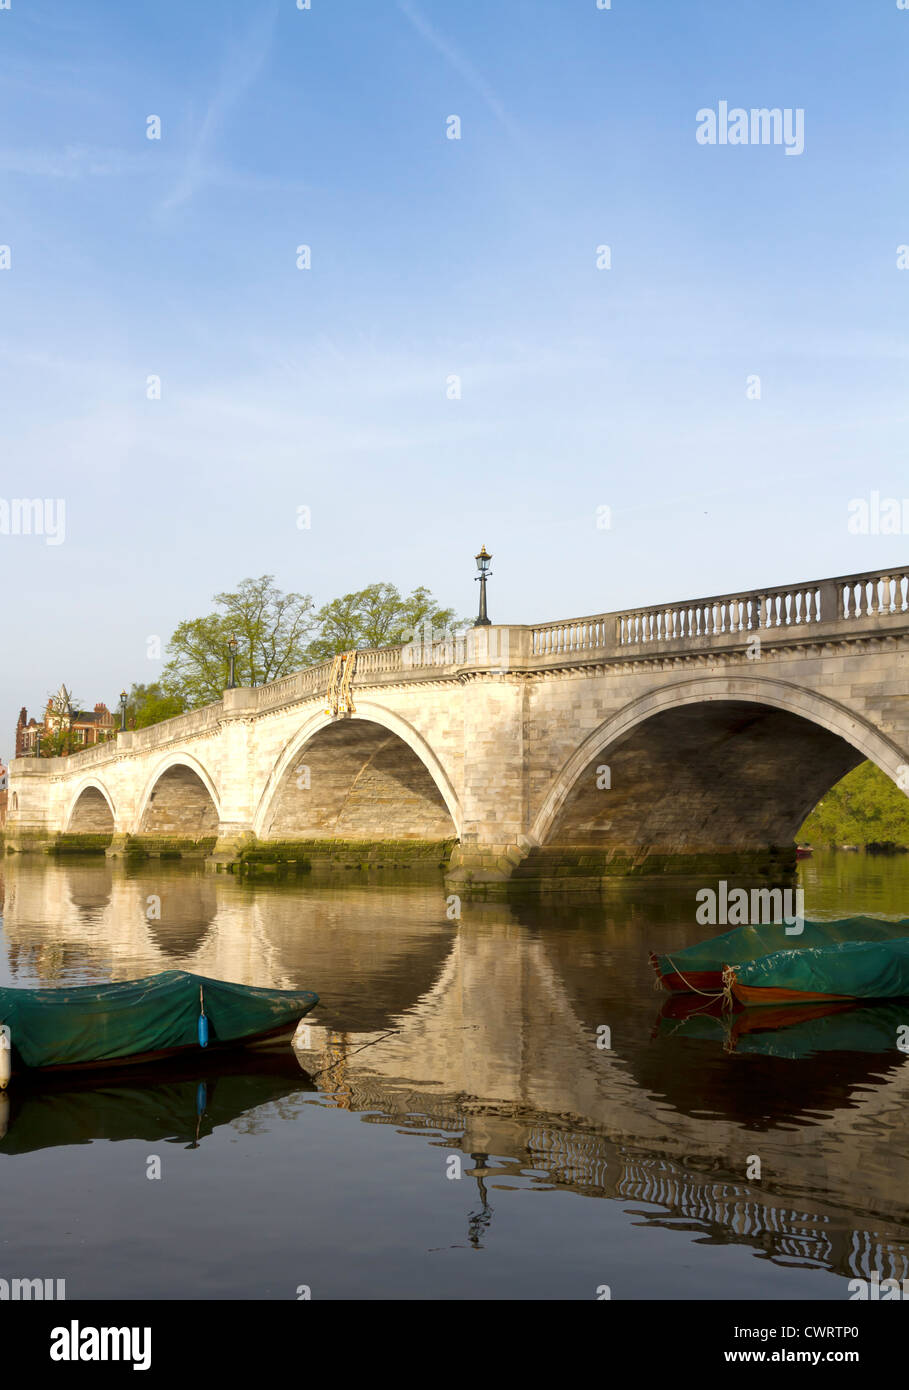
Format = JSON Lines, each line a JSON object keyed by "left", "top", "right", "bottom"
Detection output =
{"left": 661, "top": 954, "right": 726, "bottom": 999}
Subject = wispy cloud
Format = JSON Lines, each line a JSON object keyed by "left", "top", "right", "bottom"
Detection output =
{"left": 396, "top": 0, "right": 519, "bottom": 137}
{"left": 0, "top": 145, "right": 146, "bottom": 179}
{"left": 159, "top": 5, "right": 279, "bottom": 215}
{"left": 0, "top": 143, "right": 305, "bottom": 200}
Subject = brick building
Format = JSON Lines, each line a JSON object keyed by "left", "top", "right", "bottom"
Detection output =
{"left": 15, "top": 685, "right": 116, "bottom": 758}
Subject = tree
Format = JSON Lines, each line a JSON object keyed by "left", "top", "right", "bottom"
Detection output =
{"left": 799, "top": 762, "right": 909, "bottom": 847}
{"left": 306, "top": 583, "right": 459, "bottom": 663}
{"left": 39, "top": 726, "right": 77, "bottom": 758}
{"left": 38, "top": 687, "right": 83, "bottom": 756}
{"left": 129, "top": 576, "right": 460, "bottom": 719}
{"left": 162, "top": 576, "right": 316, "bottom": 707}
{"left": 125, "top": 683, "right": 185, "bottom": 729}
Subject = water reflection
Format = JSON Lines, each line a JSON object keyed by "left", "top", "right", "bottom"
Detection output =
{"left": 0, "top": 1053, "right": 312, "bottom": 1154}
{"left": 0, "top": 850, "right": 908, "bottom": 1297}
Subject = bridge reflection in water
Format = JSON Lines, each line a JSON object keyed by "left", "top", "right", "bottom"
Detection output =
{"left": 1, "top": 853, "right": 909, "bottom": 1294}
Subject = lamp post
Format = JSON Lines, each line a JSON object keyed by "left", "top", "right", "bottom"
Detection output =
{"left": 119, "top": 691, "right": 128, "bottom": 731}
{"left": 227, "top": 637, "right": 238, "bottom": 690}
{"left": 474, "top": 545, "right": 492, "bottom": 627}
{"left": 34, "top": 729, "right": 41, "bottom": 758}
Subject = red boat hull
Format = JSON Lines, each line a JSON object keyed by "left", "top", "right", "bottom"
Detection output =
{"left": 649, "top": 951, "right": 723, "bottom": 994}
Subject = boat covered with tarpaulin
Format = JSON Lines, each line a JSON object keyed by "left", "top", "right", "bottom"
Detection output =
{"left": 725, "top": 938, "right": 909, "bottom": 1007}
{"left": 0, "top": 971, "right": 318, "bottom": 1077}
{"left": 650, "top": 916, "right": 909, "bottom": 994}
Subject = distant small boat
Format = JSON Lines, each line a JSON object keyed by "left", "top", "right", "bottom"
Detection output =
{"left": 649, "top": 916, "right": 909, "bottom": 994}
{"left": 796, "top": 845, "right": 813, "bottom": 859}
{"left": 725, "top": 938, "right": 909, "bottom": 1007}
{"left": 0, "top": 971, "right": 318, "bottom": 1083}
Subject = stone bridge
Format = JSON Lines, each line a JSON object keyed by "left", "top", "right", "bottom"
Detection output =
{"left": 7, "top": 565, "right": 909, "bottom": 890}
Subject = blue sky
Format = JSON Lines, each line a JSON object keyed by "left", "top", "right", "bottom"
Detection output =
{"left": 1, "top": 0, "right": 907, "bottom": 746}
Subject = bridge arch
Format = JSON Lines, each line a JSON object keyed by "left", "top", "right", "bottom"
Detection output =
{"left": 531, "top": 676, "right": 908, "bottom": 852}
{"left": 136, "top": 753, "right": 221, "bottom": 838}
{"left": 254, "top": 701, "right": 461, "bottom": 841}
{"left": 65, "top": 778, "right": 117, "bottom": 834}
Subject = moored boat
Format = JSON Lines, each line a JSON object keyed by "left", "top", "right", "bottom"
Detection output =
{"left": 0, "top": 971, "right": 318, "bottom": 1082}
{"left": 650, "top": 915, "right": 909, "bottom": 994}
{"left": 724, "top": 938, "right": 909, "bottom": 1007}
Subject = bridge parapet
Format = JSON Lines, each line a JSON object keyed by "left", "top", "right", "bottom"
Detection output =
{"left": 7, "top": 564, "right": 908, "bottom": 881}
{"left": 253, "top": 662, "right": 332, "bottom": 710}
{"left": 51, "top": 738, "right": 118, "bottom": 771}
{"left": 12, "top": 567, "right": 909, "bottom": 779}
{"left": 12, "top": 567, "right": 909, "bottom": 784}
{"left": 30, "top": 699, "right": 229, "bottom": 776}
{"left": 128, "top": 701, "right": 223, "bottom": 747}
{"left": 531, "top": 565, "right": 909, "bottom": 660}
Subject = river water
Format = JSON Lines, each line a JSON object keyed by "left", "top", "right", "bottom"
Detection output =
{"left": 1, "top": 851, "right": 908, "bottom": 1300}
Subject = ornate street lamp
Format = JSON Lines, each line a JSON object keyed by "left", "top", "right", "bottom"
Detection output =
{"left": 474, "top": 545, "right": 492, "bottom": 627}
{"left": 227, "top": 637, "right": 238, "bottom": 690}
{"left": 34, "top": 729, "right": 42, "bottom": 758}
{"left": 119, "top": 690, "right": 128, "bottom": 731}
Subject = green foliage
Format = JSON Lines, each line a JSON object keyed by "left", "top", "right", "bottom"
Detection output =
{"left": 161, "top": 576, "right": 316, "bottom": 707}
{"left": 799, "top": 762, "right": 909, "bottom": 847}
{"left": 125, "top": 683, "right": 185, "bottom": 729}
{"left": 306, "top": 583, "right": 458, "bottom": 663}
{"left": 127, "top": 576, "right": 459, "bottom": 719}
{"left": 38, "top": 726, "right": 77, "bottom": 758}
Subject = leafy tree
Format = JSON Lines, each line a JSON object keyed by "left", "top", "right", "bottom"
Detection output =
{"left": 799, "top": 762, "right": 909, "bottom": 847}
{"left": 162, "top": 576, "right": 316, "bottom": 707}
{"left": 125, "top": 683, "right": 185, "bottom": 729}
{"left": 38, "top": 726, "right": 77, "bottom": 758}
{"left": 306, "top": 583, "right": 458, "bottom": 663}
{"left": 127, "top": 576, "right": 460, "bottom": 719}
{"left": 38, "top": 688, "right": 83, "bottom": 756}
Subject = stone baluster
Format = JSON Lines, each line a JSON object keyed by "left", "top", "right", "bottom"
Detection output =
{"left": 878, "top": 575, "right": 892, "bottom": 614}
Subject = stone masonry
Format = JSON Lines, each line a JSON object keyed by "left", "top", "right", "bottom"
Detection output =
{"left": 6, "top": 567, "right": 909, "bottom": 890}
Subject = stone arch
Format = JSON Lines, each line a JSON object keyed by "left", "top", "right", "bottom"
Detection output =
{"left": 65, "top": 779, "right": 116, "bottom": 833}
{"left": 530, "top": 676, "right": 908, "bottom": 853}
{"left": 254, "top": 702, "right": 460, "bottom": 841}
{"left": 137, "top": 754, "right": 221, "bottom": 838}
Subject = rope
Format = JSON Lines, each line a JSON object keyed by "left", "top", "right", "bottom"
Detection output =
{"left": 307, "top": 1029, "right": 400, "bottom": 1083}
{"left": 660, "top": 953, "right": 725, "bottom": 999}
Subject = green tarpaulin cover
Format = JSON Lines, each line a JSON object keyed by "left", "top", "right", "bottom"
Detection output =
{"left": 734, "top": 938, "right": 909, "bottom": 1001}
{"left": 0, "top": 971, "right": 318, "bottom": 1069}
{"left": 657, "top": 915, "right": 909, "bottom": 979}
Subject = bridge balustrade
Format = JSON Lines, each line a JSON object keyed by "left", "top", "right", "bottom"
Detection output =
{"left": 531, "top": 565, "right": 909, "bottom": 656}
{"left": 21, "top": 564, "right": 909, "bottom": 775}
